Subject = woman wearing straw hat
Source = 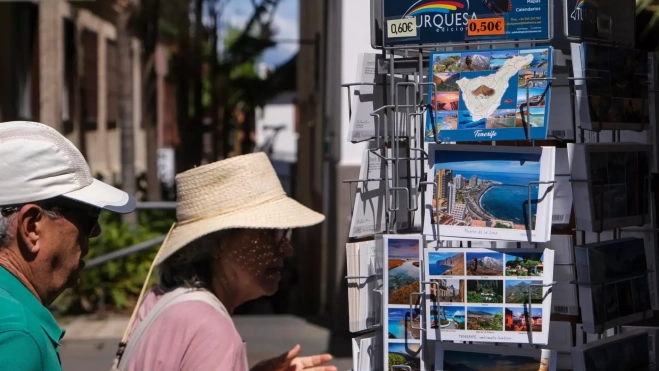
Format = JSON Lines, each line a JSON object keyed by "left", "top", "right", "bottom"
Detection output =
{"left": 111, "top": 153, "right": 336, "bottom": 371}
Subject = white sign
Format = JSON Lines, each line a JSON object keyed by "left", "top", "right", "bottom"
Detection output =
{"left": 157, "top": 148, "right": 175, "bottom": 188}
{"left": 386, "top": 18, "right": 417, "bottom": 39}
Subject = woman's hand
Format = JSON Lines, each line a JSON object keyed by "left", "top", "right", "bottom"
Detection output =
{"left": 251, "top": 344, "right": 337, "bottom": 371}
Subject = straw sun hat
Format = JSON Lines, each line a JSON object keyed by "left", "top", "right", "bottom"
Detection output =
{"left": 153, "top": 152, "right": 325, "bottom": 266}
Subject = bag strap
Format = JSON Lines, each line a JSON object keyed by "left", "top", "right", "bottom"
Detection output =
{"left": 116, "top": 288, "right": 230, "bottom": 371}
{"left": 110, "top": 224, "right": 177, "bottom": 371}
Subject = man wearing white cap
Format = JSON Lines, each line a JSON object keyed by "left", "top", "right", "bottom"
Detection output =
{"left": 0, "top": 121, "right": 136, "bottom": 370}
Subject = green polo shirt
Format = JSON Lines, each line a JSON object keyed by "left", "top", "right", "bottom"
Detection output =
{"left": 0, "top": 266, "right": 64, "bottom": 371}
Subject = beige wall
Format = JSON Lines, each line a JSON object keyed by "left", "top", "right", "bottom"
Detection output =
{"left": 39, "top": 0, "right": 146, "bottom": 184}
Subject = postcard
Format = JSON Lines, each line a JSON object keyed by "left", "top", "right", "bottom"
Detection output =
{"left": 424, "top": 144, "right": 556, "bottom": 243}
{"left": 423, "top": 248, "right": 555, "bottom": 344}
{"left": 567, "top": 143, "right": 652, "bottom": 232}
{"left": 444, "top": 235, "right": 575, "bottom": 265}
{"left": 572, "top": 329, "right": 652, "bottom": 371}
{"left": 351, "top": 333, "right": 379, "bottom": 371}
{"left": 435, "top": 342, "right": 557, "bottom": 371}
{"left": 577, "top": 230, "right": 659, "bottom": 311}
{"left": 552, "top": 148, "right": 573, "bottom": 225}
{"left": 346, "top": 240, "right": 380, "bottom": 332}
{"left": 571, "top": 43, "right": 653, "bottom": 131}
{"left": 552, "top": 265, "right": 579, "bottom": 316}
{"left": 346, "top": 53, "right": 412, "bottom": 142}
{"left": 546, "top": 71, "right": 575, "bottom": 140}
{"left": 575, "top": 237, "right": 653, "bottom": 333}
{"left": 382, "top": 234, "right": 424, "bottom": 371}
{"left": 425, "top": 47, "right": 554, "bottom": 142}
{"left": 621, "top": 326, "right": 659, "bottom": 367}
{"left": 349, "top": 148, "right": 422, "bottom": 238}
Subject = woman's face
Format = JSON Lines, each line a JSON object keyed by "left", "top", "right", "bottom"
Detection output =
{"left": 213, "top": 228, "right": 293, "bottom": 299}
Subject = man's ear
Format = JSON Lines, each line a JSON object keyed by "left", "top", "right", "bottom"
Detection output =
{"left": 16, "top": 205, "right": 43, "bottom": 255}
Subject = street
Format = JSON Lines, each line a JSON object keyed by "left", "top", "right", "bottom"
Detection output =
{"left": 59, "top": 315, "right": 353, "bottom": 370}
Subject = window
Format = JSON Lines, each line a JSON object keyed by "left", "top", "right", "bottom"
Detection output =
{"left": 106, "top": 39, "right": 118, "bottom": 129}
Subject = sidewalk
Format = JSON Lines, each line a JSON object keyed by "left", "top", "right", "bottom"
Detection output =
{"left": 58, "top": 314, "right": 353, "bottom": 370}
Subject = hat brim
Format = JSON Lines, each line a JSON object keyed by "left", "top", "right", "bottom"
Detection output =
{"left": 153, "top": 196, "right": 325, "bottom": 266}
{"left": 61, "top": 178, "right": 136, "bottom": 214}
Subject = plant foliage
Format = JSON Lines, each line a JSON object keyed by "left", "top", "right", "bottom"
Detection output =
{"left": 49, "top": 209, "right": 175, "bottom": 315}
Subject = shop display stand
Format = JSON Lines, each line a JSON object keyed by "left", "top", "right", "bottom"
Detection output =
{"left": 342, "top": 50, "right": 559, "bottom": 371}
{"left": 342, "top": 2, "right": 659, "bottom": 370}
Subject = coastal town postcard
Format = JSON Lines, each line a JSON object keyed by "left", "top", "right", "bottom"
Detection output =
{"left": 435, "top": 342, "right": 557, "bottom": 371}
{"left": 425, "top": 46, "right": 554, "bottom": 142}
{"left": 571, "top": 43, "right": 653, "bottom": 131}
{"left": 423, "top": 247, "right": 555, "bottom": 344}
{"left": 382, "top": 234, "right": 424, "bottom": 371}
{"left": 423, "top": 144, "right": 556, "bottom": 242}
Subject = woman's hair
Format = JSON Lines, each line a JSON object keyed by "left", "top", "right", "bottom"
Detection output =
{"left": 158, "top": 230, "right": 233, "bottom": 289}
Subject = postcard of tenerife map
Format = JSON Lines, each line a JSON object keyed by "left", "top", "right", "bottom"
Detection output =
{"left": 425, "top": 46, "right": 554, "bottom": 142}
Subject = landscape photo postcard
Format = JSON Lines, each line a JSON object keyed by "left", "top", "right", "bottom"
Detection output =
{"left": 388, "top": 342, "right": 422, "bottom": 371}
{"left": 436, "top": 342, "right": 557, "bottom": 371}
{"left": 572, "top": 329, "right": 651, "bottom": 371}
{"left": 423, "top": 248, "right": 555, "bottom": 343}
{"left": 382, "top": 235, "right": 424, "bottom": 371}
{"left": 571, "top": 43, "right": 652, "bottom": 131}
{"left": 425, "top": 46, "right": 554, "bottom": 142}
{"left": 424, "top": 144, "right": 555, "bottom": 243}
{"left": 567, "top": 143, "right": 652, "bottom": 232}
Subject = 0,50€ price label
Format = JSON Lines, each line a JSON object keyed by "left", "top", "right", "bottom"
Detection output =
{"left": 467, "top": 18, "right": 505, "bottom": 37}
{"left": 387, "top": 18, "right": 417, "bottom": 39}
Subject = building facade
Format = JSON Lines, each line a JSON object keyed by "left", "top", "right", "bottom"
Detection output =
{"left": 297, "top": 0, "right": 380, "bottom": 340}
{"left": 0, "top": 0, "right": 170, "bottom": 186}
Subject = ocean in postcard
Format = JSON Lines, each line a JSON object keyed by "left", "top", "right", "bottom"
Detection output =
{"left": 451, "top": 171, "right": 539, "bottom": 225}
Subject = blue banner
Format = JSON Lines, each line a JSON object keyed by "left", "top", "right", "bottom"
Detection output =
{"left": 563, "top": 0, "right": 635, "bottom": 47}
{"left": 382, "top": 0, "right": 551, "bottom": 46}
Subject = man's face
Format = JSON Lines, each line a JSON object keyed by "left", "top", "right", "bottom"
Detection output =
{"left": 41, "top": 199, "right": 101, "bottom": 289}
{"left": 13, "top": 198, "right": 102, "bottom": 298}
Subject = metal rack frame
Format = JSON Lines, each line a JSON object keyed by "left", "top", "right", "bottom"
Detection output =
{"left": 344, "top": 5, "right": 659, "bottom": 370}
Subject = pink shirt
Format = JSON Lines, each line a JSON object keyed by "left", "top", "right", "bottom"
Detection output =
{"left": 124, "top": 287, "right": 249, "bottom": 371}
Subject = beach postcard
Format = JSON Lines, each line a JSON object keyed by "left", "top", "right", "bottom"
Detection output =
{"left": 424, "top": 144, "right": 555, "bottom": 242}
{"left": 387, "top": 307, "right": 421, "bottom": 340}
{"left": 430, "top": 305, "right": 466, "bottom": 330}
{"left": 436, "top": 343, "right": 557, "bottom": 371}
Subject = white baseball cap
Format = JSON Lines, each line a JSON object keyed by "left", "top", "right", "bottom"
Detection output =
{"left": 0, "top": 121, "right": 136, "bottom": 213}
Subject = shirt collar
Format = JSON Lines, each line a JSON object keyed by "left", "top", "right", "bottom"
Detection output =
{"left": 0, "top": 266, "right": 65, "bottom": 345}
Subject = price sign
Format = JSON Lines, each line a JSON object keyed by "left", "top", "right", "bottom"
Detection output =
{"left": 387, "top": 18, "right": 417, "bottom": 39}
{"left": 467, "top": 18, "right": 506, "bottom": 37}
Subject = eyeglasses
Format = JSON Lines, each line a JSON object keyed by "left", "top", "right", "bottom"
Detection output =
{"left": 1, "top": 199, "right": 101, "bottom": 238}
{"left": 275, "top": 229, "right": 292, "bottom": 245}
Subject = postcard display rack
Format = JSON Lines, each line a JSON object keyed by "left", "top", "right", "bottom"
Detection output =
{"left": 343, "top": 0, "right": 659, "bottom": 370}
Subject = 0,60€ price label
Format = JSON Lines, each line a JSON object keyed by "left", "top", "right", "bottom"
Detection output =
{"left": 387, "top": 18, "right": 418, "bottom": 39}
{"left": 467, "top": 18, "right": 505, "bottom": 37}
